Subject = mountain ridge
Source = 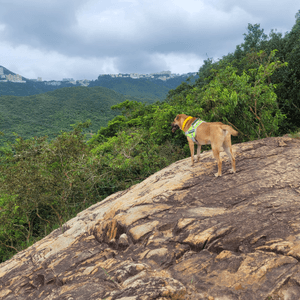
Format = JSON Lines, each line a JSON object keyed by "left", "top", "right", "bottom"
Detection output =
{"left": 0, "top": 65, "right": 197, "bottom": 98}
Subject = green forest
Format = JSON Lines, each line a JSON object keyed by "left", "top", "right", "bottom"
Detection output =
{"left": 0, "top": 86, "right": 131, "bottom": 145}
{"left": 0, "top": 76, "right": 193, "bottom": 146}
{"left": 1, "top": 14, "right": 300, "bottom": 263}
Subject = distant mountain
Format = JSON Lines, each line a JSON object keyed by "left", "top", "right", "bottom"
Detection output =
{"left": 0, "top": 65, "right": 18, "bottom": 76}
{"left": 0, "top": 65, "right": 197, "bottom": 100}
{"left": 88, "top": 74, "right": 196, "bottom": 101}
{"left": 0, "top": 86, "right": 129, "bottom": 145}
{"left": 0, "top": 65, "right": 85, "bottom": 96}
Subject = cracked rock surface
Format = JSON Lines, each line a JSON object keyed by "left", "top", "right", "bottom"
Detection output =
{"left": 1, "top": 136, "right": 300, "bottom": 300}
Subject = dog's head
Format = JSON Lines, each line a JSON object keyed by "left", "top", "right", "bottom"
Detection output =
{"left": 171, "top": 115, "right": 181, "bottom": 133}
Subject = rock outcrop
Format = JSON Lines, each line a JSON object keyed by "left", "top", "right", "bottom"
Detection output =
{"left": 1, "top": 136, "right": 300, "bottom": 300}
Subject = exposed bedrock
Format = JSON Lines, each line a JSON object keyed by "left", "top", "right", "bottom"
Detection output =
{"left": 1, "top": 137, "right": 300, "bottom": 299}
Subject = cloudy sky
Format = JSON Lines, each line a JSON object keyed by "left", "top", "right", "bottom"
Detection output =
{"left": 0, "top": 0, "right": 299, "bottom": 81}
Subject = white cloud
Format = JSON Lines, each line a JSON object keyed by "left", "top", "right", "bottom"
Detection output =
{"left": 0, "top": 0, "right": 299, "bottom": 80}
{"left": 0, "top": 43, "right": 118, "bottom": 80}
{"left": 152, "top": 53, "right": 204, "bottom": 74}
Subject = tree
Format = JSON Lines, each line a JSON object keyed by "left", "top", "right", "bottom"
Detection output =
{"left": 177, "top": 51, "right": 287, "bottom": 140}
{"left": 0, "top": 122, "right": 103, "bottom": 261}
{"left": 241, "top": 23, "right": 268, "bottom": 53}
{"left": 269, "top": 13, "right": 300, "bottom": 132}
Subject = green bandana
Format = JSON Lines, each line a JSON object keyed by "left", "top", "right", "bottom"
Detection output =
{"left": 185, "top": 119, "right": 205, "bottom": 142}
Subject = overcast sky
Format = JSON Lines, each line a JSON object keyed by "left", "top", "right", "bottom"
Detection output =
{"left": 0, "top": 0, "right": 299, "bottom": 81}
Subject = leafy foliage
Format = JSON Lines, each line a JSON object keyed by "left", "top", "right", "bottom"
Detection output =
{"left": 0, "top": 122, "right": 102, "bottom": 260}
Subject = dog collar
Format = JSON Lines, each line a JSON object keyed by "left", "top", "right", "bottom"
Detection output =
{"left": 182, "top": 116, "right": 193, "bottom": 131}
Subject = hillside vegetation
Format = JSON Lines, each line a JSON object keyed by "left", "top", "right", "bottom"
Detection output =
{"left": 1, "top": 13, "right": 300, "bottom": 262}
{"left": 0, "top": 86, "right": 128, "bottom": 145}
{"left": 0, "top": 75, "right": 194, "bottom": 145}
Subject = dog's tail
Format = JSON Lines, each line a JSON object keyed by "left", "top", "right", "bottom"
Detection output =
{"left": 221, "top": 125, "right": 238, "bottom": 136}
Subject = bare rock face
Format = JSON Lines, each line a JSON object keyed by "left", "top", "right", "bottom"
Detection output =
{"left": 1, "top": 136, "right": 300, "bottom": 300}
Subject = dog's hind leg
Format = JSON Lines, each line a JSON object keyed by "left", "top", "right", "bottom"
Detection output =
{"left": 212, "top": 148, "right": 222, "bottom": 177}
{"left": 223, "top": 139, "right": 236, "bottom": 174}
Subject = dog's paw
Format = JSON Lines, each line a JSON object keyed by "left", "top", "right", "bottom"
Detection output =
{"left": 214, "top": 173, "right": 222, "bottom": 177}
{"left": 228, "top": 168, "right": 236, "bottom": 174}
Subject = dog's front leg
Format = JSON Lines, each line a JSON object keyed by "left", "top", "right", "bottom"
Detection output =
{"left": 197, "top": 144, "right": 201, "bottom": 162}
{"left": 188, "top": 138, "right": 195, "bottom": 166}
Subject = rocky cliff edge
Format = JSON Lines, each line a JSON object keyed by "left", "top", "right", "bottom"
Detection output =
{"left": 1, "top": 136, "right": 300, "bottom": 300}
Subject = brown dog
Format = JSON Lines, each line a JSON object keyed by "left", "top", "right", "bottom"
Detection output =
{"left": 172, "top": 114, "right": 238, "bottom": 177}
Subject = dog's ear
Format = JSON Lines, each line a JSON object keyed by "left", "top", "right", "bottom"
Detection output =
{"left": 176, "top": 115, "right": 179, "bottom": 120}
